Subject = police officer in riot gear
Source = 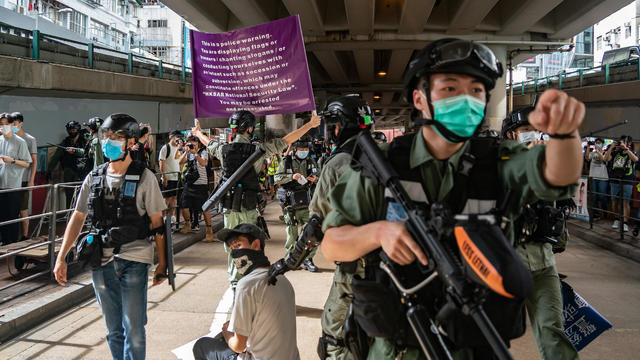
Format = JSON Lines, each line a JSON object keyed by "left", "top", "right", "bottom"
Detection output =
{"left": 268, "top": 94, "right": 374, "bottom": 360}
{"left": 274, "top": 136, "right": 319, "bottom": 272}
{"left": 85, "top": 117, "right": 105, "bottom": 169}
{"left": 191, "top": 110, "right": 320, "bottom": 287}
{"left": 321, "top": 39, "right": 585, "bottom": 359}
{"left": 502, "top": 107, "right": 580, "bottom": 360}
{"left": 48, "top": 120, "right": 91, "bottom": 208}
{"left": 54, "top": 114, "right": 168, "bottom": 360}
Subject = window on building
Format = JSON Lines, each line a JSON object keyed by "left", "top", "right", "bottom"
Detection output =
{"left": 147, "top": 19, "right": 168, "bottom": 28}
{"left": 90, "top": 20, "right": 109, "bottom": 43}
{"left": 596, "top": 36, "right": 602, "bottom": 50}
{"left": 614, "top": 27, "right": 620, "bottom": 44}
{"left": 625, "top": 25, "right": 632, "bottom": 38}
{"left": 70, "top": 10, "right": 87, "bottom": 36}
{"left": 146, "top": 46, "right": 168, "bottom": 59}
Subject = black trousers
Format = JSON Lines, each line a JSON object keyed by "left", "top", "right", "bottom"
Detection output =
{"left": 193, "top": 332, "right": 238, "bottom": 360}
{"left": 0, "top": 191, "right": 21, "bottom": 245}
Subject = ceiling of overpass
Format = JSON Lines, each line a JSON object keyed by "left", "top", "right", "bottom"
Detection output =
{"left": 162, "top": 0, "right": 631, "bottom": 129}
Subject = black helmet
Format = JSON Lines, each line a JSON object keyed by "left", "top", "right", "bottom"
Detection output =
{"left": 65, "top": 121, "right": 82, "bottom": 136}
{"left": 100, "top": 114, "right": 141, "bottom": 139}
{"left": 371, "top": 131, "right": 387, "bottom": 143}
{"left": 228, "top": 110, "right": 256, "bottom": 133}
{"left": 501, "top": 106, "right": 534, "bottom": 138}
{"left": 10, "top": 112, "right": 24, "bottom": 122}
{"left": 293, "top": 135, "right": 312, "bottom": 149}
{"left": 403, "top": 38, "right": 503, "bottom": 104}
{"left": 321, "top": 94, "right": 374, "bottom": 146}
{"left": 85, "top": 117, "right": 103, "bottom": 132}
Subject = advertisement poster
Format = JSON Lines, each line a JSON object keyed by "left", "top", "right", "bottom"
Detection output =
{"left": 570, "top": 176, "right": 589, "bottom": 221}
{"left": 190, "top": 15, "right": 315, "bottom": 118}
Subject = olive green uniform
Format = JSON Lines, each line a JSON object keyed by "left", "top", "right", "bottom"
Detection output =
{"left": 517, "top": 223, "right": 579, "bottom": 359}
{"left": 89, "top": 135, "right": 106, "bottom": 169}
{"left": 322, "top": 132, "right": 576, "bottom": 360}
{"left": 311, "top": 138, "right": 365, "bottom": 360}
{"left": 274, "top": 156, "right": 318, "bottom": 253}
{"left": 207, "top": 133, "right": 287, "bottom": 286}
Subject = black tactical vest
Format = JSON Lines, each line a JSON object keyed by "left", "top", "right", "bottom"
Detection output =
{"left": 353, "top": 133, "right": 526, "bottom": 349}
{"left": 87, "top": 161, "right": 151, "bottom": 252}
{"left": 281, "top": 155, "right": 317, "bottom": 191}
{"left": 221, "top": 142, "right": 260, "bottom": 211}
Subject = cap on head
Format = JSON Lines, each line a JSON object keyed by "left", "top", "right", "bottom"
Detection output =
{"left": 100, "top": 114, "right": 140, "bottom": 139}
{"left": 403, "top": 38, "right": 503, "bottom": 104}
{"left": 217, "top": 223, "right": 266, "bottom": 249}
{"left": 169, "top": 130, "right": 182, "bottom": 138}
{"left": 228, "top": 110, "right": 256, "bottom": 133}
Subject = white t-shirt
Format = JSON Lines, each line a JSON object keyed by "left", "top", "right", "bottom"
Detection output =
{"left": 187, "top": 149, "right": 209, "bottom": 185}
{"left": 229, "top": 268, "right": 300, "bottom": 360}
{"left": 158, "top": 143, "right": 180, "bottom": 181}
{"left": 588, "top": 151, "right": 608, "bottom": 180}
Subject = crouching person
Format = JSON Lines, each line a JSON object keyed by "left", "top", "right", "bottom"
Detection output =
{"left": 193, "top": 224, "right": 300, "bottom": 360}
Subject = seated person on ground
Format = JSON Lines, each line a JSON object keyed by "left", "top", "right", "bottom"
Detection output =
{"left": 192, "top": 224, "right": 300, "bottom": 360}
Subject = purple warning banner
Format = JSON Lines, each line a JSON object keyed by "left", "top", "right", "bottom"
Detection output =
{"left": 190, "top": 15, "right": 315, "bottom": 118}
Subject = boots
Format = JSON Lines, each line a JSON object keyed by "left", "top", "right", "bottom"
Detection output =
{"left": 180, "top": 220, "right": 191, "bottom": 234}
{"left": 204, "top": 227, "right": 215, "bottom": 242}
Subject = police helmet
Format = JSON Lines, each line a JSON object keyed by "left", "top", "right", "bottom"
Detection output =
{"left": 99, "top": 114, "right": 141, "bottom": 140}
{"left": 85, "top": 117, "right": 103, "bottom": 132}
{"left": 10, "top": 112, "right": 24, "bottom": 122}
{"left": 65, "top": 121, "right": 82, "bottom": 135}
{"left": 403, "top": 38, "right": 504, "bottom": 104}
{"left": 501, "top": 106, "right": 534, "bottom": 138}
{"left": 293, "top": 135, "right": 312, "bottom": 149}
{"left": 228, "top": 110, "right": 256, "bottom": 133}
{"left": 371, "top": 131, "right": 387, "bottom": 143}
{"left": 321, "top": 94, "right": 374, "bottom": 146}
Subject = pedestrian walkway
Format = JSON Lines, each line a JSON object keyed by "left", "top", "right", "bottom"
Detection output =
{"left": 0, "top": 201, "right": 639, "bottom": 359}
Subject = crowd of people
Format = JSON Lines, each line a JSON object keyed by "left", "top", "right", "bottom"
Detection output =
{"left": 0, "top": 37, "right": 627, "bottom": 360}
{"left": 584, "top": 136, "right": 639, "bottom": 235}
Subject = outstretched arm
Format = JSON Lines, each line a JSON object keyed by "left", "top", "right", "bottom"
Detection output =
{"left": 282, "top": 115, "right": 322, "bottom": 146}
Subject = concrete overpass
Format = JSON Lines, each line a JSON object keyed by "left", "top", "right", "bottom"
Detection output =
{"left": 162, "top": 0, "right": 633, "bottom": 129}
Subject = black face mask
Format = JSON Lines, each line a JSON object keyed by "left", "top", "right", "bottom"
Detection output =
{"left": 230, "top": 248, "right": 270, "bottom": 276}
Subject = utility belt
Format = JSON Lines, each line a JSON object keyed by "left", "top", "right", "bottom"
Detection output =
{"left": 276, "top": 187, "right": 311, "bottom": 210}
{"left": 221, "top": 184, "right": 259, "bottom": 212}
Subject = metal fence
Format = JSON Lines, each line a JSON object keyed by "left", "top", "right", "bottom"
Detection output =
{"left": 0, "top": 170, "right": 217, "bottom": 298}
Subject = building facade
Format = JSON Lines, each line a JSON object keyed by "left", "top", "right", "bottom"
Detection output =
{"left": 593, "top": 0, "right": 639, "bottom": 65}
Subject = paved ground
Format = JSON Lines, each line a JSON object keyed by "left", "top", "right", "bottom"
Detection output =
{"left": 0, "top": 201, "right": 638, "bottom": 359}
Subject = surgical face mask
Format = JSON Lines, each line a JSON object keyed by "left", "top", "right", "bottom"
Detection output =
{"left": 431, "top": 94, "right": 486, "bottom": 143}
{"left": 331, "top": 145, "right": 337, "bottom": 152}
{"left": 517, "top": 131, "right": 538, "bottom": 144}
{"left": 296, "top": 150, "right": 309, "bottom": 159}
{"left": 1, "top": 125, "right": 11, "bottom": 135}
{"left": 12, "top": 125, "right": 19, "bottom": 134}
{"left": 101, "top": 139, "right": 125, "bottom": 160}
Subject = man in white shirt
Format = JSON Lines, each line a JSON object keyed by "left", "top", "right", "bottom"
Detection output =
{"left": 193, "top": 224, "right": 300, "bottom": 360}
{"left": 158, "top": 130, "right": 182, "bottom": 226}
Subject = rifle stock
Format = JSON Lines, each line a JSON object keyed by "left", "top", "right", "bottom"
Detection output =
{"left": 352, "top": 132, "right": 513, "bottom": 360}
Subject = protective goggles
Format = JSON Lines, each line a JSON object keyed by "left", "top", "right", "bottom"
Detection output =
{"left": 431, "top": 40, "right": 503, "bottom": 78}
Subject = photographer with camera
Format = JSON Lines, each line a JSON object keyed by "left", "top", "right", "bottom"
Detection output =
{"left": 604, "top": 135, "right": 638, "bottom": 232}
{"left": 178, "top": 135, "right": 214, "bottom": 241}
{"left": 159, "top": 130, "right": 183, "bottom": 227}
{"left": 585, "top": 138, "right": 608, "bottom": 220}
{"left": 503, "top": 106, "right": 579, "bottom": 360}
{"left": 321, "top": 39, "right": 584, "bottom": 359}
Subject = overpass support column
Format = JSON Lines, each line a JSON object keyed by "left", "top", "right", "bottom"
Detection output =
{"left": 266, "top": 114, "right": 295, "bottom": 139}
{"left": 485, "top": 44, "right": 507, "bottom": 131}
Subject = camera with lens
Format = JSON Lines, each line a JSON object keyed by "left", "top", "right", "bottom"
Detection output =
{"left": 187, "top": 143, "right": 195, "bottom": 150}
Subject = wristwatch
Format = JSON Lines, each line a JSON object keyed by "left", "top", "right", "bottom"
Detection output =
{"left": 11, "top": 158, "right": 15, "bottom": 164}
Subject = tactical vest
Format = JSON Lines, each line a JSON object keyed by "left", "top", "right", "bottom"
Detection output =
{"left": 267, "top": 155, "right": 280, "bottom": 176}
{"left": 221, "top": 142, "right": 260, "bottom": 211}
{"left": 281, "top": 155, "right": 317, "bottom": 191}
{"left": 87, "top": 161, "right": 151, "bottom": 253}
{"left": 352, "top": 133, "right": 526, "bottom": 350}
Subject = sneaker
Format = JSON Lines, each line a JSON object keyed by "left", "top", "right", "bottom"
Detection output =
{"left": 612, "top": 220, "right": 620, "bottom": 229}
{"left": 302, "top": 258, "right": 318, "bottom": 273}
{"left": 192, "top": 224, "right": 200, "bottom": 232}
{"left": 623, "top": 223, "right": 629, "bottom": 232}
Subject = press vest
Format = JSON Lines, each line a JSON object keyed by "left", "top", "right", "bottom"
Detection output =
{"left": 87, "top": 161, "right": 151, "bottom": 252}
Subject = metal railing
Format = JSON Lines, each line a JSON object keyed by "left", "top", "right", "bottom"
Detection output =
{"left": 0, "top": 21, "right": 192, "bottom": 82}
{"left": 576, "top": 176, "right": 640, "bottom": 241}
{"left": 508, "top": 58, "right": 640, "bottom": 95}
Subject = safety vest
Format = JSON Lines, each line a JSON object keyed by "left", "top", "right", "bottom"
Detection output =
{"left": 87, "top": 161, "right": 150, "bottom": 252}
{"left": 267, "top": 155, "right": 280, "bottom": 176}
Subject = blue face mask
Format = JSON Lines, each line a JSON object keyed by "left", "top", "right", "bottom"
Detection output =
{"left": 297, "top": 150, "right": 309, "bottom": 159}
{"left": 101, "top": 139, "right": 125, "bottom": 160}
{"left": 12, "top": 126, "right": 19, "bottom": 134}
{"left": 431, "top": 94, "right": 486, "bottom": 143}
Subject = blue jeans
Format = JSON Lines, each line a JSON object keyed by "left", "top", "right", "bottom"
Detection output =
{"left": 92, "top": 258, "right": 150, "bottom": 360}
{"left": 591, "top": 179, "right": 608, "bottom": 217}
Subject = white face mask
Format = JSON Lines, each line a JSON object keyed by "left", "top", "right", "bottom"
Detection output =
{"left": 1, "top": 125, "right": 12, "bottom": 135}
{"left": 517, "top": 131, "right": 538, "bottom": 144}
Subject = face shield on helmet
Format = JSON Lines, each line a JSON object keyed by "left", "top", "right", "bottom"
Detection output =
{"left": 320, "top": 95, "right": 374, "bottom": 147}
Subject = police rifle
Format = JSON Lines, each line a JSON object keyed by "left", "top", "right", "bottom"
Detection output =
{"left": 202, "top": 147, "right": 266, "bottom": 212}
{"left": 351, "top": 132, "right": 513, "bottom": 360}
